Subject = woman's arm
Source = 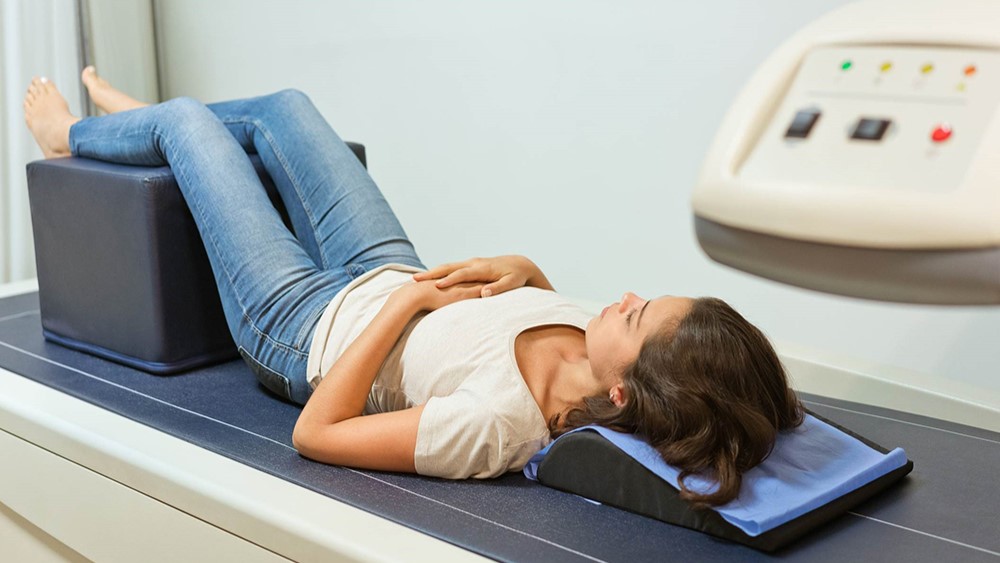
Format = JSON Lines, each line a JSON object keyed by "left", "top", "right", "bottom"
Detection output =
{"left": 412, "top": 255, "right": 554, "bottom": 296}
{"left": 291, "top": 279, "right": 483, "bottom": 471}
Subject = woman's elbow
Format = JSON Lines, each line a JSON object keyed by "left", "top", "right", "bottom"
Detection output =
{"left": 291, "top": 422, "right": 312, "bottom": 453}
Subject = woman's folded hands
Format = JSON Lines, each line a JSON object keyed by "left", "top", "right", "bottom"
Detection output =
{"left": 412, "top": 255, "right": 554, "bottom": 298}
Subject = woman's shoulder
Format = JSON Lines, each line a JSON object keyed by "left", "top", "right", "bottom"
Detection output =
{"left": 415, "top": 395, "right": 507, "bottom": 478}
{"left": 418, "top": 394, "right": 549, "bottom": 478}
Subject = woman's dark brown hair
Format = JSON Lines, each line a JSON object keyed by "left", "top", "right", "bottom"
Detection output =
{"left": 549, "top": 297, "right": 803, "bottom": 509}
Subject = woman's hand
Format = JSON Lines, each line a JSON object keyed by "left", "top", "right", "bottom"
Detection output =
{"left": 412, "top": 255, "right": 554, "bottom": 297}
{"left": 389, "top": 279, "right": 485, "bottom": 313}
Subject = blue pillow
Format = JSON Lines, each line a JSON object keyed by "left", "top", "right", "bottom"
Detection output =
{"left": 524, "top": 409, "right": 913, "bottom": 551}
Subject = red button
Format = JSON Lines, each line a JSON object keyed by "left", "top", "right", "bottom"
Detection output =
{"left": 931, "top": 124, "right": 953, "bottom": 142}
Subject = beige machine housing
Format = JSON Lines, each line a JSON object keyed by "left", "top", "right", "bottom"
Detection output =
{"left": 692, "top": 0, "right": 1000, "bottom": 304}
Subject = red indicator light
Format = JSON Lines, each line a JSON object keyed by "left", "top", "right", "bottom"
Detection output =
{"left": 931, "top": 124, "right": 953, "bottom": 142}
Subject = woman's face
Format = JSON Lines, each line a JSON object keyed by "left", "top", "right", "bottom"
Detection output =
{"left": 585, "top": 292, "right": 694, "bottom": 384}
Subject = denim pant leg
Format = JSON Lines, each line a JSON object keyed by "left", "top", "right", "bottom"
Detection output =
{"left": 68, "top": 97, "right": 350, "bottom": 404}
{"left": 200, "top": 90, "right": 427, "bottom": 403}
{"left": 202, "top": 89, "right": 425, "bottom": 274}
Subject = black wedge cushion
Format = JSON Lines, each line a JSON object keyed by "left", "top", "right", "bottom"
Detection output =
{"left": 532, "top": 409, "right": 913, "bottom": 552}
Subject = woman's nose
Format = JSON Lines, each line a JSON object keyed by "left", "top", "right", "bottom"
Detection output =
{"left": 618, "top": 292, "right": 644, "bottom": 312}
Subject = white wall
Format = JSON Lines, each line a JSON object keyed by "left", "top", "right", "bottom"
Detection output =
{"left": 0, "top": 0, "right": 157, "bottom": 286}
{"left": 85, "top": 0, "right": 159, "bottom": 113}
{"left": 152, "top": 0, "right": 1000, "bottom": 410}
{"left": 0, "top": 0, "right": 83, "bottom": 285}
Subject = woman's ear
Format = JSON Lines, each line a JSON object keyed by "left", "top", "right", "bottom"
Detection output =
{"left": 609, "top": 383, "right": 626, "bottom": 407}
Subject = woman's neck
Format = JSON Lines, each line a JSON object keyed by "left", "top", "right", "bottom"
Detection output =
{"left": 515, "top": 326, "right": 601, "bottom": 425}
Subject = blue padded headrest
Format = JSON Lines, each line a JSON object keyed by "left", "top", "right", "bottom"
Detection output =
{"left": 524, "top": 409, "right": 912, "bottom": 551}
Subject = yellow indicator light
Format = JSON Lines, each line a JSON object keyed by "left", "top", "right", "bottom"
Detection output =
{"left": 921, "top": 63, "right": 934, "bottom": 74}
{"left": 880, "top": 62, "right": 893, "bottom": 73}
{"left": 957, "top": 82, "right": 967, "bottom": 92}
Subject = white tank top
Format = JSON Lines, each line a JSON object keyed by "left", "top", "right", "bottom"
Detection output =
{"left": 306, "top": 263, "right": 593, "bottom": 479}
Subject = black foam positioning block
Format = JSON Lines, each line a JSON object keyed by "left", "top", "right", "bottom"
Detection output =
{"left": 534, "top": 408, "right": 914, "bottom": 552}
{"left": 25, "top": 143, "right": 366, "bottom": 374}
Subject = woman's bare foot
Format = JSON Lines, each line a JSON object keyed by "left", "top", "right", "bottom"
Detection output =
{"left": 23, "top": 77, "right": 80, "bottom": 159}
{"left": 81, "top": 65, "right": 149, "bottom": 114}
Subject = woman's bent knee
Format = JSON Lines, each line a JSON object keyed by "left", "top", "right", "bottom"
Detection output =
{"left": 156, "top": 96, "right": 227, "bottom": 144}
{"left": 273, "top": 88, "right": 310, "bottom": 104}
{"left": 164, "top": 95, "right": 207, "bottom": 112}
{"left": 161, "top": 96, "right": 215, "bottom": 125}
{"left": 263, "top": 88, "right": 315, "bottom": 117}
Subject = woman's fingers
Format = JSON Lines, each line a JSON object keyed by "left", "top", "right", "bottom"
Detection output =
{"left": 480, "top": 273, "right": 526, "bottom": 298}
{"left": 412, "top": 261, "right": 463, "bottom": 281}
{"left": 414, "top": 258, "right": 523, "bottom": 293}
{"left": 412, "top": 258, "right": 483, "bottom": 281}
{"left": 435, "top": 281, "right": 485, "bottom": 309}
{"left": 435, "top": 265, "right": 484, "bottom": 288}
{"left": 415, "top": 256, "right": 540, "bottom": 297}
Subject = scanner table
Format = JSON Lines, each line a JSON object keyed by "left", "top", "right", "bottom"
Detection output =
{"left": 0, "top": 283, "right": 996, "bottom": 562}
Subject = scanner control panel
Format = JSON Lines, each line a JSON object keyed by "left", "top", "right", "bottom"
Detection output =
{"left": 738, "top": 46, "right": 1000, "bottom": 194}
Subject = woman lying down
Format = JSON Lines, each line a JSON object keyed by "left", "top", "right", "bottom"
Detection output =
{"left": 23, "top": 68, "right": 803, "bottom": 508}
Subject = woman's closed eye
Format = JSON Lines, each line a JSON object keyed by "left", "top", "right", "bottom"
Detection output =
{"left": 625, "top": 309, "right": 636, "bottom": 326}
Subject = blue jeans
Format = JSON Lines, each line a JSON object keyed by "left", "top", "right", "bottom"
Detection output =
{"left": 68, "top": 89, "right": 425, "bottom": 405}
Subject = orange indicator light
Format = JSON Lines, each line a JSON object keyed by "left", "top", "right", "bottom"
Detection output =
{"left": 965, "top": 64, "right": 977, "bottom": 77}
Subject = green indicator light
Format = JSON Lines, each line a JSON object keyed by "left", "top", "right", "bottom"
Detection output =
{"left": 841, "top": 60, "right": 853, "bottom": 71}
